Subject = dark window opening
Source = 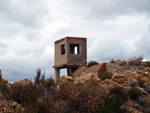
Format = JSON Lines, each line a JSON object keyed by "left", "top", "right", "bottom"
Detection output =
{"left": 70, "top": 43, "right": 80, "bottom": 54}
{"left": 61, "top": 44, "right": 65, "bottom": 55}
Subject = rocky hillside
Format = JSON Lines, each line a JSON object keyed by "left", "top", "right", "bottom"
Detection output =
{"left": 61, "top": 61, "right": 150, "bottom": 113}
{"left": 0, "top": 60, "right": 150, "bottom": 113}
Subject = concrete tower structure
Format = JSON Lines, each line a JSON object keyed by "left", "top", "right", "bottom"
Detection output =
{"left": 53, "top": 37, "right": 87, "bottom": 82}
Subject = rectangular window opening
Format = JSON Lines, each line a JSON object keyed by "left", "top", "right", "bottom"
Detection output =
{"left": 61, "top": 44, "right": 65, "bottom": 55}
{"left": 70, "top": 43, "right": 80, "bottom": 54}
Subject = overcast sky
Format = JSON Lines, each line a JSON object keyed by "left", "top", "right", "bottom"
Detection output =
{"left": 0, "top": 0, "right": 150, "bottom": 82}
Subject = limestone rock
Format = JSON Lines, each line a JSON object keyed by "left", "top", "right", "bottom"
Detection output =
{"left": 61, "top": 75, "right": 74, "bottom": 82}
{"left": 85, "top": 64, "right": 102, "bottom": 73}
{"left": 75, "top": 72, "right": 98, "bottom": 84}
{"left": 112, "top": 73, "right": 127, "bottom": 83}
{"left": 11, "top": 102, "right": 17, "bottom": 108}
{"left": 72, "top": 66, "right": 87, "bottom": 78}
{"left": 116, "top": 60, "right": 127, "bottom": 66}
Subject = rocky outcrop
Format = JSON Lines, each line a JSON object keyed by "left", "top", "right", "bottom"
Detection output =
{"left": 61, "top": 75, "right": 74, "bottom": 82}
{"left": 0, "top": 93, "right": 23, "bottom": 113}
{"left": 72, "top": 66, "right": 87, "bottom": 78}
{"left": 13, "top": 79, "right": 31, "bottom": 87}
{"left": 112, "top": 73, "right": 127, "bottom": 84}
{"left": 73, "top": 64, "right": 105, "bottom": 79}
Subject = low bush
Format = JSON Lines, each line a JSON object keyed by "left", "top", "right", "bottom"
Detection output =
{"left": 37, "top": 95, "right": 65, "bottom": 113}
{"left": 144, "top": 100, "right": 150, "bottom": 108}
{"left": 58, "top": 79, "right": 105, "bottom": 113}
{"left": 110, "top": 87, "right": 128, "bottom": 102}
{"left": 11, "top": 83, "right": 44, "bottom": 106}
{"left": 87, "top": 61, "right": 99, "bottom": 67}
{"left": 138, "top": 79, "right": 145, "bottom": 88}
{"left": 128, "top": 56, "right": 143, "bottom": 66}
{"left": 128, "top": 87, "right": 141, "bottom": 100}
{"left": 145, "top": 86, "right": 150, "bottom": 94}
{"left": 100, "top": 71, "right": 113, "bottom": 80}
{"left": 130, "top": 81, "right": 138, "bottom": 87}
{"left": 98, "top": 87, "right": 128, "bottom": 113}
{"left": 100, "top": 96, "right": 127, "bottom": 113}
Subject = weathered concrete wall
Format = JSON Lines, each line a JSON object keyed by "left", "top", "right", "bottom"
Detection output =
{"left": 55, "top": 38, "right": 68, "bottom": 67}
{"left": 67, "top": 38, "right": 87, "bottom": 66}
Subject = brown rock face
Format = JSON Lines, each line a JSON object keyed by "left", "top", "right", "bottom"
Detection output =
{"left": 0, "top": 93, "right": 23, "bottom": 113}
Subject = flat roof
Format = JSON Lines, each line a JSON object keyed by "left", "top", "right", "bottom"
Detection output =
{"left": 55, "top": 36, "right": 87, "bottom": 43}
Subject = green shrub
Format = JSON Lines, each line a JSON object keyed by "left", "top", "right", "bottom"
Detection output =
{"left": 138, "top": 79, "right": 145, "bottom": 88}
{"left": 110, "top": 87, "right": 128, "bottom": 102}
{"left": 11, "top": 83, "right": 44, "bottom": 106}
{"left": 96, "top": 87, "right": 128, "bottom": 113}
{"left": 87, "top": 61, "right": 99, "bottom": 67}
{"left": 128, "top": 87, "right": 141, "bottom": 100}
{"left": 110, "top": 59, "right": 116, "bottom": 63}
{"left": 100, "top": 95, "right": 127, "bottom": 113}
{"left": 100, "top": 71, "right": 113, "bottom": 80}
{"left": 144, "top": 101, "right": 150, "bottom": 108}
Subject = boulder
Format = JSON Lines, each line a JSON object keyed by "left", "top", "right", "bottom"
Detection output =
{"left": 75, "top": 72, "right": 98, "bottom": 83}
{"left": 11, "top": 102, "right": 17, "bottom": 108}
{"left": 112, "top": 73, "right": 127, "bottom": 83}
{"left": 85, "top": 64, "right": 102, "bottom": 73}
{"left": 72, "top": 66, "right": 87, "bottom": 78}
{"left": 61, "top": 75, "right": 74, "bottom": 82}
{"left": 14, "top": 104, "right": 22, "bottom": 113}
{"left": 116, "top": 60, "right": 127, "bottom": 66}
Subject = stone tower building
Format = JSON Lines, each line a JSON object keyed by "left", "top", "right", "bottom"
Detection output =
{"left": 54, "top": 37, "right": 87, "bottom": 82}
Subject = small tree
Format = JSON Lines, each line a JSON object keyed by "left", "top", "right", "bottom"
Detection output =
{"left": 34, "top": 68, "right": 45, "bottom": 85}
{"left": 110, "top": 59, "right": 116, "bottom": 63}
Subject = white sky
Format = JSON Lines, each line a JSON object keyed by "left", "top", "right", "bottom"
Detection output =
{"left": 0, "top": 0, "right": 150, "bottom": 82}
